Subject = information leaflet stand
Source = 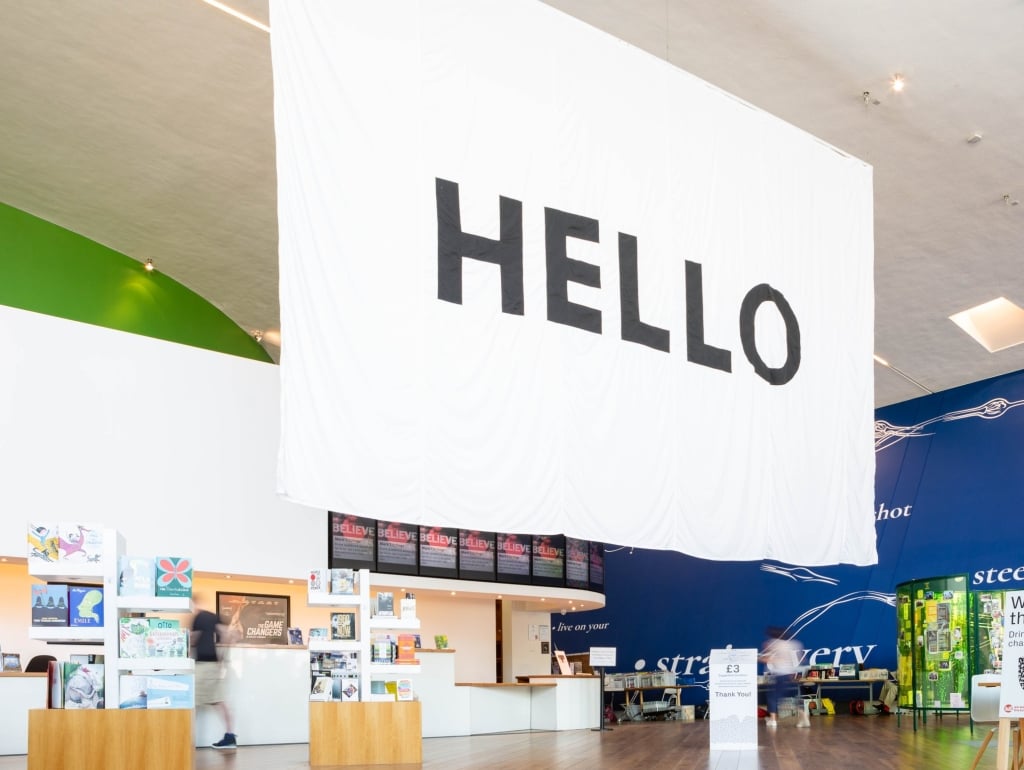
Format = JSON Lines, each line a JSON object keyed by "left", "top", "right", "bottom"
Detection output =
{"left": 997, "top": 590, "right": 1024, "bottom": 770}
{"left": 709, "top": 648, "right": 757, "bottom": 751}
{"left": 590, "top": 646, "right": 616, "bottom": 732}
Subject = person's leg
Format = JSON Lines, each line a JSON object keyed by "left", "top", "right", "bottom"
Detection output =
{"left": 766, "top": 676, "right": 779, "bottom": 725}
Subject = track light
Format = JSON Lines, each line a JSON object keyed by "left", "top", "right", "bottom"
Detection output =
{"left": 251, "top": 329, "right": 264, "bottom": 343}
{"left": 143, "top": 258, "right": 155, "bottom": 272}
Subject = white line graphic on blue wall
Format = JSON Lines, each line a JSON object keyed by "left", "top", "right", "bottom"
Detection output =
{"left": 875, "top": 396, "right": 1024, "bottom": 451}
{"left": 760, "top": 563, "right": 839, "bottom": 585}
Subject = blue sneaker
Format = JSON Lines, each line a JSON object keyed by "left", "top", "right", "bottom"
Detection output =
{"left": 212, "top": 733, "right": 237, "bottom": 749}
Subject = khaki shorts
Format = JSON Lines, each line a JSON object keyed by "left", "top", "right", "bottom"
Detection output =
{"left": 194, "top": 660, "right": 227, "bottom": 705}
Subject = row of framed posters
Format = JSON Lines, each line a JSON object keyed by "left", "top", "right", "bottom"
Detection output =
{"left": 328, "top": 512, "right": 604, "bottom": 591}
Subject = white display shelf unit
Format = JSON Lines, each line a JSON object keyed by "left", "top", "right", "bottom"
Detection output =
{"left": 307, "top": 569, "right": 422, "bottom": 700}
{"left": 26, "top": 527, "right": 194, "bottom": 709}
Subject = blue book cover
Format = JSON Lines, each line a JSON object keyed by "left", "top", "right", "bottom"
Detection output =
{"left": 31, "top": 583, "right": 69, "bottom": 626}
{"left": 118, "top": 675, "right": 148, "bottom": 709}
{"left": 69, "top": 586, "right": 104, "bottom": 627}
{"left": 145, "top": 674, "right": 194, "bottom": 709}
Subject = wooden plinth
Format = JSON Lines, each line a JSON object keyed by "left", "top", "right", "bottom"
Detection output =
{"left": 309, "top": 701, "right": 422, "bottom": 766}
{"left": 28, "top": 709, "right": 194, "bottom": 770}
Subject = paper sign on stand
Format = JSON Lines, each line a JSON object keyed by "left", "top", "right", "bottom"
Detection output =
{"left": 709, "top": 648, "right": 758, "bottom": 751}
{"left": 1000, "top": 590, "right": 1024, "bottom": 714}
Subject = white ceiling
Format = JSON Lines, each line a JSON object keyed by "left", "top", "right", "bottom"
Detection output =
{"left": 2, "top": 0, "right": 1022, "bottom": 407}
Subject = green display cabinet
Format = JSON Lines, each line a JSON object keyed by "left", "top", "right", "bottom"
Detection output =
{"left": 971, "top": 588, "right": 1007, "bottom": 676}
{"left": 895, "top": 575, "right": 971, "bottom": 726}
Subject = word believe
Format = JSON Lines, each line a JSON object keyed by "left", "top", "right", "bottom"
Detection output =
{"left": 436, "top": 179, "right": 801, "bottom": 385}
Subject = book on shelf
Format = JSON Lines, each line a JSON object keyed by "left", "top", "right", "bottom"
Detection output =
{"left": 288, "top": 627, "right": 304, "bottom": 645}
{"left": 147, "top": 617, "right": 180, "bottom": 631}
{"left": 57, "top": 524, "right": 105, "bottom": 565}
{"left": 154, "top": 557, "right": 193, "bottom": 598}
{"left": 311, "top": 650, "right": 359, "bottom": 674}
{"left": 330, "top": 568, "right": 358, "bottom": 595}
{"left": 144, "top": 628, "right": 189, "bottom": 658}
{"left": 330, "top": 611, "right": 357, "bottom": 641}
{"left": 69, "top": 654, "right": 104, "bottom": 665}
{"left": 69, "top": 586, "right": 104, "bottom": 627}
{"left": 308, "top": 568, "right": 327, "bottom": 596}
{"left": 119, "top": 618, "right": 189, "bottom": 659}
{"left": 28, "top": 522, "right": 59, "bottom": 564}
{"left": 118, "top": 556, "right": 155, "bottom": 597}
{"left": 400, "top": 594, "right": 416, "bottom": 620}
{"left": 395, "top": 634, "right": 418, "bottom": 664}
{"left": 47, "top": 660, "right": 63, "bottom": 708}
{"left": 310, "top": 675, "right": 333, "bottom": 701}
{"left": 31, "top": 583, "right": 69, "bottom": 626}
{"left": 118, "top": 675, "right": 149, "bottom": 709}
{"left": 2, "top": 653, "right": 21, "bottom": 672}
{"left": 372, "top": 635, "right": 395, "bottom": 665}
{"left": 375, "top": 591, "right": 395, "bottom": 616}
{"left": 309, "top": 627, "right": 329, "bottom": 640}
{"left": 336, "top": 674, "right": 360, "bottom": 702}
{"left": 396, "top": 678, "right": 414, "bottom": 701}
{"left": 145, "top": 674, "right": 194, "bottom": 709}
{"left": 63, "top": 662, "right": 105, "bottom": 709}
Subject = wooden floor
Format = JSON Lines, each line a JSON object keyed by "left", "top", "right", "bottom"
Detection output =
{"left": 0, "top": 713, "right": 1003, "bottom": 769}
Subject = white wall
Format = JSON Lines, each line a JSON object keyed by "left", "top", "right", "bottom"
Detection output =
{"left": 0, "top": 306, "right": 322, "bottom": 576}
{"left": 502, "top": 603, "right": 555, "bottom": 681}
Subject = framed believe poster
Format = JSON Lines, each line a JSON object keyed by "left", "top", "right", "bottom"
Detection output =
{"left": 531, "top": 534, "right": 565, "bottom": 587}
{"left": 565, "top": 537, "right": 589, "bottom": 589}
{"left": 419, "top": 525, "right": 458, "bottom": 578}
{"left": 496, "top": 532, "right": 531, "bottom": 584}
{"left": 328, "top": 512, "right": 376, "bottom": 570}
{"left": 376, "top": 520, "right": 419, "bottom": 576}
{"left": 217, "top": 592, "right": 290, "bottom": 645}
{"left": 459, "top": 529, "right": 496, "bottom": 582}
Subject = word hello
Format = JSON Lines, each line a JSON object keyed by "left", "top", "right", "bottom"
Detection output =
{"left": 436, "top": 179, "right": 801, "bottom": 385}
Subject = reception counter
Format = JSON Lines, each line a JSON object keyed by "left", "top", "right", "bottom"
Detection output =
{"left": 0, "top": 673, "right": 47, "bottom": 755}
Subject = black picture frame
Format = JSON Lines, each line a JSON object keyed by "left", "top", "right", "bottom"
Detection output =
{"left": 531, "top": 534, "right": 566, "bottom": 587}
{"left": 496, "top": 532, "right": 532, "bottom": 584}
{"left": 419, "top": 525, "right": 459, "bottom": 578}
{"left": 565, "top": 536, "right": 589, "bottom": 589}
{"left": 216, "top": 591, "right": 290, "bottom": 646}
{"left": 458, "top": 529, "right": 496, "bottom": 582}
{"left": 376, "top": 520, "right": 419, "bottom": 576}
{"left": 328, "top": 512, "right": 377, "bottom": 570}
{"left": 588, "top": 542, "right": 605, "bottom": 592}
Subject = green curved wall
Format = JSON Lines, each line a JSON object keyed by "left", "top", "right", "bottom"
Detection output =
{"left": 0, "top": 203, "right": 273, "bottom": 363}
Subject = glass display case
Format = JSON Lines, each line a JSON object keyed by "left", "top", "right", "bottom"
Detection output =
{"left": 971, "top": 589, "right": 1006, "bottom": 676}
{"left": 895, "top": 575, "right": 970, "bottom": 722}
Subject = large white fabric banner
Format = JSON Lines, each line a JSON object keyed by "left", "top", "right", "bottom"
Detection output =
{"left": 270, "top": 0, "right": 877, "bottom": 565}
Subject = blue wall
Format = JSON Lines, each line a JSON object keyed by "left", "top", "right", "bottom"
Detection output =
{"left": 552, "top": 368, "right": 1024, "bottom": 698}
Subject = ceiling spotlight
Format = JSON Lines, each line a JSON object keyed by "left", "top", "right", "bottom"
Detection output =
{"left": 143, "top": 258, "right": 155, "bottom": 272}
{"left": 967, "top": 133, "right": 983, "bottom": 145}
{"left": 891, "top": 74, "right": 906, "bottom": 92}
{"left": 252, "top": 329, "right": 264, "bottom": 343}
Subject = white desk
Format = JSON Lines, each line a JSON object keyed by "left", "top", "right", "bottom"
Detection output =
{"left": 0, "top": 672, "right": 48, "bottom": 755}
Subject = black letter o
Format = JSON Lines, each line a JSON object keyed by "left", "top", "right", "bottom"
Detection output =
{"left": 738, "top": 284, "right": 800, "bottom": 385}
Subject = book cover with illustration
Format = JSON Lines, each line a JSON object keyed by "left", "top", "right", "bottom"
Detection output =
{"left": 31, "top": 583, "right": 69, "bottom": 626}
{"left": 329, "top": 568, "right": 357, "bottom": 595}
{"left": 330, "top": 611, "right": 356, "bottom": 641}
{"left": 57, "top": 524, "right": 105, "bottom": 564}
{"left": 288, "top": 627, "right": 304, "bottom": 645}
{"left": 310, "top": 675, "right": 333, "bottom": 701}
{"left": 145, "top": 674, "right": 194, "bottom": 709}
{"left": 69, "top": 586, "right": 104, "bottom": 627}
{"left": 118, "top": 556, "right": 155, "bottom": 596}
{"left": 309, "top": 627, "right": 329, "bottom": 640}
{"left": 154, "top": 557, "right": 192, "bottom": 597}
{"left": 118, "top": 675, "right": 149, "bottom": 709}
{"left": 63, "top": 662, "right": 104, "bottom": 709}
{"left": 375, "top": 591, "right": 394, "bottom": 616}
{"left": 119, "top": 617, "right": 151, "bottom": 658}
{"left": 144, "top": 628, "right": 189, "bottom": 658}
{"left": 333, "top": 672, "right": 360, "bottom": 701}
{"left": 308, "top": 568, "right": 327, "bottom": 596}
{"left": 28, "top": 522, "right": 59, "bottom": 563}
